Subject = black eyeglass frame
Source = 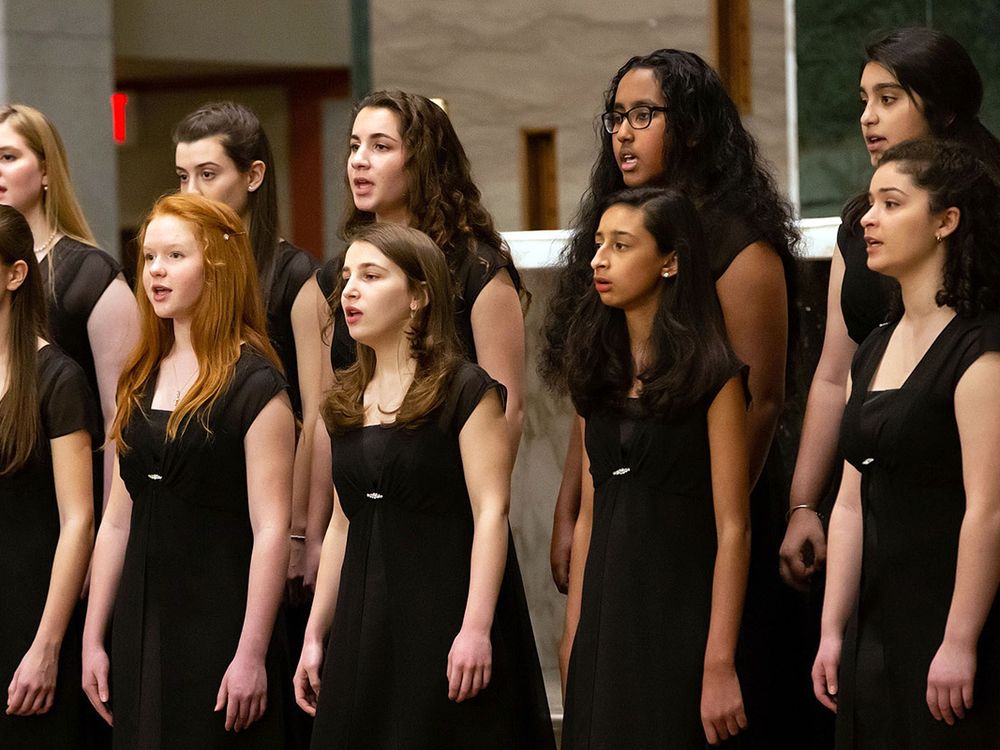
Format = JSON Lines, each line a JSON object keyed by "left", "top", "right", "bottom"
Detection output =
{"left": 601, "top": 105, "right": 670, "bottom": 134}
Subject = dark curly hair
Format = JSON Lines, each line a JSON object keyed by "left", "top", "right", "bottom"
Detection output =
{"left": 540, "top": 49, "right": 798, "bottom": 390}
{"left": 563, "top": 188, "right": 740, "bottom": 418}
{"left": 342, "top": 91, "right": 510, "bottom": 275}
{"left": 877, "top": 140, "right": 1000, "bottom": 320}
{"left": 843, "top": 28, "right": 1000, "bottom": 228}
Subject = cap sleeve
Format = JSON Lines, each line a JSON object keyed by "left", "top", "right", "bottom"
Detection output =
{"left": 440, "top": 362, "right": 508, "bottom": 434}
{"left": 39, "top": 346, "right": 101, "bottom": 442}
{"left": 228, "top": 351, "right": 289, "bottom": 437}
{"left": 955, "top": 312, "right": 1000, "bottom": 383}
{"left": 456, "top": 241, "right": 521, "bottom": 311}
{"left": 60, "top": 243, "right": 122, "bottom": 320}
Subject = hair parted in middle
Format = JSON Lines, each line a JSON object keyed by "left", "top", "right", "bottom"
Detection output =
{"left": 321, "top": 222, "right": 463, "bottom": 433}
{"left": 561, "top": 187, "right": 741, "bottom": 419}
{"left": 876, "top": 139, "right": 1000, "bottom": 321}
{"left": 111, "top": 193, "right": 279, "bottom": 446}
{"left": 0, "top": 204, "right": 49, "bottom": 475}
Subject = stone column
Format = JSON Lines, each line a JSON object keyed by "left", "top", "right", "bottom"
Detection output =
{"left": 0, "top": 0, "right": 118, "bottom": 256}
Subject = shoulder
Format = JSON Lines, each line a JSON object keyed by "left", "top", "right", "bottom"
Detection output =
{"left": 442, "top": 361, "right": 507, "bottom": 432}
{"left": 235, "top": 345, "right": 285, "bottom": 384}
{"left": 38, "top": 344, "right": 100, "bottom": 439}
{"left": 454, "top": 239, "right": 521, "bottom": 297}
{"left": 277, "top": 240, "right": 320, "bottom": 278}
{"left": 54, "top": 237, "right": 122, "bottom": 275}
{"left": 700, "top": 206, "right": 767, "bottom": 279}
{"left": 316, "top": 254, "right": 343, "bottom": 300}
{"left": 38, "top": 343, "right": 89, "bottom": 394}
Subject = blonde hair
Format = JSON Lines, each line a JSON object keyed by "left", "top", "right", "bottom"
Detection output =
{"left": 111, "top": 193, "right": 279, "bottom": 445}
{"left": 0, "top": 105, "right": 95, "bottom": 244}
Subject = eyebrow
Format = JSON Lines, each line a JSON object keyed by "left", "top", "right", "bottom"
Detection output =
{"left": 871, "top": 186, "right": 909, "bottom": 197}
{"left": 350, "top": 132, "right": 400, "bottom": 142}
{"left": 596, "top": 230, "right": 636, "bottom": 239}
{"left": 176, "top": 161, "right": 221, "bottom": 171}
{"left": 613, "top": 100, "right": 661, "bottom": 110}
{"left": 860, "top": 82, "right": 906, "bottom": 94}
{"left": 342, "top": 261, "right": 388, "bottom": 272}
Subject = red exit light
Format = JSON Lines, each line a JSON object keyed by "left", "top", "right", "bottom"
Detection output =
{"left": 111, "top": 92, "right": 128, "bottom": 143}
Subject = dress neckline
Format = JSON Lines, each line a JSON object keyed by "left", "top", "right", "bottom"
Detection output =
{"left": 865, "top": 314, "right": 959, "bottom": 394}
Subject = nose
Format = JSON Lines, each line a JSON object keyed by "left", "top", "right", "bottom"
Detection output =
{"left": 860, "top": 100, "right": 876, "bottom": 127}
{"left": 341, "top": 274, "right": 360, "bottom": 301}
{"left": 179, "top": 179, "right": 201, "bottom": 196}
{"left": 591, "top": 243, "right": 608, "bottom": 270}
{"left": 349, "top": 145, "right": 368, "bottom": 169}
{"left": 860, "top": 204, "right": 877, "bottom": 228}
{"left": 147, "top": 254, "right": 166, "bottom": 275}
{"left": 615, "top": 121, "right": 633, "bottom": 143}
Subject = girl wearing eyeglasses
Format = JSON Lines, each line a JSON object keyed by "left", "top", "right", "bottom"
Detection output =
{"left": 542, "top": 49, "right": 801, "bottom": 748}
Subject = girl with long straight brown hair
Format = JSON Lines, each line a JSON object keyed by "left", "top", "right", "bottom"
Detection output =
{"left": 0, "top": 105, "right": 139, "bottom": 518}
{"left": 295, "top": 223, "right": 553, "bottom": 749}
{"left": 81, "top": 194, "right": 295, "bottom": 748}
{"left": 0, "top": 204, "right": 96, "bottom": 746}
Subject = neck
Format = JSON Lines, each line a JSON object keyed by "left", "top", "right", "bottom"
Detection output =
{"left": 171, "top": 318, "right": 195, "bottom": 355}
{"left": 25, "top": 204, "right": 55, "bottom": 253}
{"left": 369, "top": 331, "right": 416, "bottom": 383}
{"left": 624, "top": 297, "right": 658, "bottom": 373}
{"left": 897, "top": 250, "right": 949, "bottom": 325}
{"left": 375, "top": 207, "right": 412, "bottom": 227}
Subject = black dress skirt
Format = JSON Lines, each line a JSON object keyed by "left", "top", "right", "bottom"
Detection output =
{"left": 310, "top": 363, "right": 554, "bottom": 750}
{"left": 0, "top": 346, "right": 99, "bottom": 747}
{"left": 112, "top": 347, "right": 292, "bottom": 749}
{"left": 837, "top": 311, "right": 1000, "bottom": 749}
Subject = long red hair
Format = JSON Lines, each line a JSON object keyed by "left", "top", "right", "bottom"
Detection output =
{"left": 110, "top": 193, "right": 279, "bottom": 446}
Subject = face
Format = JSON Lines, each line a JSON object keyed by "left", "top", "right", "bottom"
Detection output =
{"left": 860, "top": 162, "right": 955, "bottom": 279}
{"left": 591, "top": 204, "right": 675, "bottom": 312}
{"left": 142, "top": 214, "right": 206, "bottom": 324}
{"left": 340, "top": 240, "right": 421, "bottom": 347}
{"left": 348, "top": 107, "right": 410, "bottom": 224}
{"left": 175, "top": 136, "right": 260, "bottom": 216}
{"left": 611, "top": 67, "right": 669, "bottom": 187}
{"left": 859, "top": 63, "right": 931, "bottom": 167}
{"left": 0, "top": 122, "right": 46, "bottom": 218}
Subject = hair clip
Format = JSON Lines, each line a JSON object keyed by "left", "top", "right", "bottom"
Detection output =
{"left": 222, "top": 230, "right": 247, "bottom": 241}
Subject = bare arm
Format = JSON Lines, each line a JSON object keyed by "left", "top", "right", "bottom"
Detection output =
{"left": 215, "top": 393, "right": 294, "bottom": 732}
{"left": 448, "top": 389, "right": 512, "bottom": 703}
{"left": 781, "top": 248, "right": 858, "bottom": 589}
{"left": 701, "top": 376, "right": 751, "bottom": 744}
{"left": 812, "top": 372, "right": 863, "bottom": 713}
{"left": 926, "top": 353, "right": 1000, "bottom": 725}
{"left": 470, "top": 270, "right": 526, "bottom": 460}
{"left": 6, "top": 430, "right": 94, "bottom": 717}
{"left": 560, "top": 425, "right": 592, "bottom": 696}
{"left": 715, "top": 242, "right": 787, "bottom": 488}
{"left": 294, "top": 486, "right": 349, "bottom": 716}
{"left": 87, "top": 277, "right": 139, "bottom": 507}
{"left": 82, "top": 453, "right": 134, "bottom": 726}
{"left": 550, "top": 417, "right": 584, "bottom": 593}
{"left": 288, "top": 276, "right": 324, "bottom": 601}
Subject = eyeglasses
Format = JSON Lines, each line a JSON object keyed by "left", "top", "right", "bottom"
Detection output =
{"left": 601, "top": 105, "right": 669, "bottom": 134}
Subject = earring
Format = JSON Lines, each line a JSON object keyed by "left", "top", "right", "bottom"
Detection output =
{"left": 662, "top": 270, "right": 671, "bottom": 278}
{"left": 935, "top": 233, "right": 943, "bottom": 243}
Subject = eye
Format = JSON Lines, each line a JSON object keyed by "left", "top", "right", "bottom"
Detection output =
{"left": 0, "top": 153, "right": 15, "bottom": 162}
{"left": 201, "top": 171, "right": 215, "bottom": 180}
{"left": 169, "top": 251, "right": 184, "bottom": 259}
{"left": 363, "top": 272, "right": 379, "bottom": 280}
{"left": 373, "top": 142, "right": 389, "bottom": 151}
{"left": 613, "top": 241, "right": 628, "bottom": 251}
{"left": 349, "top": 143, "right": 360, "bottom": 152}
{"left": 633, "top": 108, "right": 652, "bottom": 126}
{"left": 177, "top": 173, "right": 188, "bottom": 183}
{"left": 880, "top": 95, "right": 896, "bottom": 105}
{"left": 143, "top": 253, "right": 154, "bottom": 262}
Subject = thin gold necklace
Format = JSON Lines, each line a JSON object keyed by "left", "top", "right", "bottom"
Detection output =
{"left": 172, "top": 358, "right": 198, "bottom": 407}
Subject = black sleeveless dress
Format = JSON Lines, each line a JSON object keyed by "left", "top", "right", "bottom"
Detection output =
{"left": 563, "top": 367, "right": 745, "bottom": 749}
{"left": 837, "top": 311, "right": 1000, "bottom": 749}
{"left": 112, "top": 348, "right": 292, "bottom": 749}
{"left": 310, "top": 363, "right": 554, "bottom": 749}
{"left": 0, "top": 346, "right": 99, "bottom": 748}
{"left": 267, "top": 240, "right": 319, "bottom": 419}
{"left": 317, "top": 241, "right": 520, "bottom": 369}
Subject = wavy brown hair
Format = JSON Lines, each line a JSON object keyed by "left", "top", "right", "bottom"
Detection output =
{"left": 322, "top": 222, "right": 463, "bottom": 433}
{"left": 111, "top": 194, "right": 279, "bottom": 447}
{"left": 0, "top": 205, "right": 48, "bottom": 474}
{"left": 341, "top": 91, "right": 510, "bottom": 271}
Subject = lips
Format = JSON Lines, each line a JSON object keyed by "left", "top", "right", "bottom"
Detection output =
{"left": 594, "top": 277, "right": 612, "bottom": 293}
{"left": 864, "top": 235, "right": 882, "bottom": 252}
{"left": 343, "top": 305, "right": 363, "bottom": 325}
{"left": 352, "top": 177, "right": 374, "bottom": 196}
{"left": 618, "top": 151, "right": 638, "bottom": 172}
{"left": 150, "top": 285, "right": 171, "bottom": 302}
{"left": 865, "top": 134, "right": 886, "bottom": 152}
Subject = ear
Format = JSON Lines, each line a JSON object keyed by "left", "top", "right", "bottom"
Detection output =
{"left": 247, "top": 160, "right": 266, "bottom": 193}
{"left": 5, "top": 259, "right": 28, "bottom": 291}
{"left": 936, "top": 206, "right": 960, "bottom": 241}
{"left": 411, "top": 281, "right": 429, "bottom": 311}
{"left": 661, "top": 251, "right": 678, "bottom": 278}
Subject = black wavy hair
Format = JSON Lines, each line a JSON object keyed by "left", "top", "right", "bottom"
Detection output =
{"left": 877, "top": 140, "right": 1000, "bottom": 321}
{"left": 844, "top": 27, "right": 1000, "bottom": 227}
{"left": 541, "top": 49, "right": 798, "bottom": 389}
{"left": 561, "top": 188, "right": 740, "bottom": 418}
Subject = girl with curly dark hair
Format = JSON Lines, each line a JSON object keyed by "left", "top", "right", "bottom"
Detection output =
{"left": 309, "top": 92, "right": 526, "bottom": 587}
{"left": 295, "top": 223, "right": 554, "bottom": 749}
{"left": 781, "top": 28, "right": 1000, "bottom": 593}
{"left": 558, "top": 188, "right": 750, "bottom": 748}
{"left": 813, "top": 139, "right": 1000, "bottom": 748}
{"left": 543, "top": 48, "right": 800, "bottom": 747}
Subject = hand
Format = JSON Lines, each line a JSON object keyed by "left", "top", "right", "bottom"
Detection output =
{"left": 700, "top": 662, "right": 747, "bottom": 745}
{"left": 293, "top": 638, "right": 325, "bottom": 716}
{"left": 303, "top": 539, "right": 323, "bottom": 593}
{"left": 926, "top": 639, "right": 976, "bottom": 725}
{"left": 779, "top": 509, "right": 826, "bottom": 591}
{"left": 812, "top": 635, "right": 842, "bottom": 712}
{"left": 82, "top": 642, "right": 113, "bottom": 726}
{"left": 447, "top": 627, "right": 492, "bottom": 702}
{"left": 6, "top": 642, "right": 59, "bottom": 716}
{"left": 215, "top": 653, "right": 268, "bottom": 732}
{"left": 550, "top": 514, "right": 574, "bottom": 594}
{"left": 286, "top": 538, "right": 310, "bottom": 607}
